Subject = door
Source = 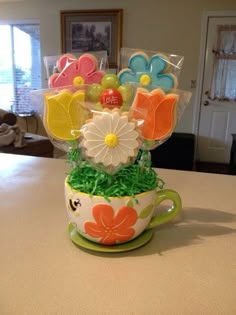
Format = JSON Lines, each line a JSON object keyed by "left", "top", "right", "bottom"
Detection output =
{"left": 197, "top": 15, "right": 236, "bottom": 164}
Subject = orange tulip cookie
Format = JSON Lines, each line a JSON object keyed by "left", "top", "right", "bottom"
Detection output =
{"left": 132, "top": 88, "right": 179, "bottom": 141}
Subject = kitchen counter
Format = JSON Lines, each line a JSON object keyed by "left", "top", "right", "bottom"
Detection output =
{"left": 1, "top": 153, "right": 236, "bottom": 314}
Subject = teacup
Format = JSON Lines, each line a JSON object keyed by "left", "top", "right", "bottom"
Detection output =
{"left": 65, "top": 178, "right": 181, "bottom": 245}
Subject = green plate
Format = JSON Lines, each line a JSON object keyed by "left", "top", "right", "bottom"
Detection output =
{"left": 68, "top": 223, "right": 153, "bottom": 253}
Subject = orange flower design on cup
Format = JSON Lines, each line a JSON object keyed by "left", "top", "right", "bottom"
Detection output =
{"left": 84, "top": 204, "right": 138, "bottom": 245}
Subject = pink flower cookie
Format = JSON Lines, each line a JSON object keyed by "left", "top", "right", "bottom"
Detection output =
{"left": 49, "top": 53, "right": 105, "bottom": 88}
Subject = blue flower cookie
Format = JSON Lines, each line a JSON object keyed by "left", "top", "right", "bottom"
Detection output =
{"left": 118, "top": 52, "right": 177, "bottom": 92}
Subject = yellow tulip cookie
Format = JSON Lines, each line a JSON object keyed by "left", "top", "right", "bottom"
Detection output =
{"left": 44, "top": 89, "right": 89, "bottom": 141}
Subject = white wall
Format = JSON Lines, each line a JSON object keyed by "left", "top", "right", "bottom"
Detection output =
{"left": 1, "top": 0, "right": 236, "bottom": 134}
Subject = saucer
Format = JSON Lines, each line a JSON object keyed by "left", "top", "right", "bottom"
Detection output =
{"left": 68, "top": 223, "right": 153, "bottom": 253}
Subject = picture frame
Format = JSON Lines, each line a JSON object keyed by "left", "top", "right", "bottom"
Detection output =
{"left": 60, "top": 9, "right": 123, "bottom": 68}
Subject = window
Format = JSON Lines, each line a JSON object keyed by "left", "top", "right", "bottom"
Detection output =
{"left": 0, "top": 23, "right": 41, "bottom": 114}
{"left": 209, "top": 25, "right": 236, "bottom": 101}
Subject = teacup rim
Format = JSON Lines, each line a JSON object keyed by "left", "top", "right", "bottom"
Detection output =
{"left": 65, "top": 176, "right": 157, "bottom": 199}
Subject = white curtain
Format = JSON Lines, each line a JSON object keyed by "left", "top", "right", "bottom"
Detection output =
{"left": 209, "top": 26, "right": 236, "bottom": 101}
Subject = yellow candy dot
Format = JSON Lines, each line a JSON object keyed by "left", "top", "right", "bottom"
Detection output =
{"left": 73, "top": 76, "right": 85, "bottom": 87}
{"left": 104, "top": 133, "right": 119, "bottom": 148}
{"left": 140, "top": 74, "right": 151, "bottom": 86}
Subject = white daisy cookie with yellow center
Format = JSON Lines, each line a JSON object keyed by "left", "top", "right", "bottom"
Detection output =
{"left": 81, "top": 109, "right": 141, "bottom": 170}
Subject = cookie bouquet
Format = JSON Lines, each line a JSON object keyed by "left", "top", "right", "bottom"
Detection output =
{"left": 32, "top": 49, "right": 191, "bottom": 252}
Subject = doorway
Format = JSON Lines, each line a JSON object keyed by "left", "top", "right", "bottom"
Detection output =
{"left": 195, "top": 11, "right": 236, "bottom": 165}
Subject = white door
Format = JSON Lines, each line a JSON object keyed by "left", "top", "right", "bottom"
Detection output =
{"left": 197, "top": 15, "right": 236, "bottom": 164}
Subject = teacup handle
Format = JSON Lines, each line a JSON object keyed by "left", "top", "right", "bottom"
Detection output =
{"left": 146, "top": 189, "right": 182, "bottom": 230}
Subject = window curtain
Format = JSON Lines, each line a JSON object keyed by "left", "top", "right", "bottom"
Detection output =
{"left": 209, "top": 25, "right": 236, "bottom": 101}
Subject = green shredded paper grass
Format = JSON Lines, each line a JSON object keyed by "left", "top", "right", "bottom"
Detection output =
{"left": 66, "top": 147, "right": 164, "bottom": 199}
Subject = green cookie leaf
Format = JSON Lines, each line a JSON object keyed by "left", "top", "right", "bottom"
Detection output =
{"left": 139, "top": 204, "right": 154, "bottom": 219}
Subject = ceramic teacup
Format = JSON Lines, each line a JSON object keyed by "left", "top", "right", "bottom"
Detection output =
{"left": 65, "top": 178, "right": 181, "bottom": 245}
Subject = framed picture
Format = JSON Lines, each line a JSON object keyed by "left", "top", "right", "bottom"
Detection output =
{"left": 60, "top": 9, "right": 123, "bottom": 68}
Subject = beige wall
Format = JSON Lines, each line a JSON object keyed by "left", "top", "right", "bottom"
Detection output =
{"left": 1, "top": 0, "right": 236, "bottom": 134}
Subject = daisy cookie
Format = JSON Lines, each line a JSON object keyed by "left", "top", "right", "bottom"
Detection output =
{"left": 80, "top": 109, "right": 141, "bottom": 171}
